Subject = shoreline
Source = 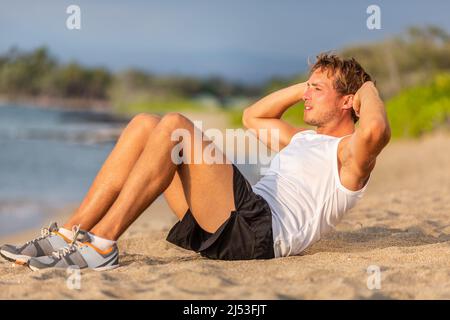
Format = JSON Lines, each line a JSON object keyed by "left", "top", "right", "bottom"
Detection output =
{"left": 0, "top": 195, "right": 177, "bottom": 245}
{"left": 0, "top": 100, "right": 131, "bottom": 124}
{"left": 0, "top": 95, "right": 112, "bottom": 112}
{"left": 0, "top": 203, "right": 77, "bottom": 244}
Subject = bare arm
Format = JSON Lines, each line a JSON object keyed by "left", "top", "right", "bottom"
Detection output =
{"left": 242, "top": 82, "right": 307, "bottom": 151}
{"left": 346, "top": 81, "right": 391, "bottom": 179}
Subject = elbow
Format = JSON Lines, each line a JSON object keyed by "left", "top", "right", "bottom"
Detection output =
{"left": 363, "top": 120, "right": 391, "bottom": 146}
{"left": 242, "top": 108, "right": 251, "bottom": 129}
{"left": 383, "top": 123, "right": 392, "bottom": 145}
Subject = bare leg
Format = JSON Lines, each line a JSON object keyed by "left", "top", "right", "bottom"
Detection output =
{"left": 63, "top": 114, "right": 189, "bottom": 231}
{"left": 90, "top": 113, "right": 235, "bottom": 240}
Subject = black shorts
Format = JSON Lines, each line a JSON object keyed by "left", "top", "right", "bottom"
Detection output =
{"left": 166, "top": 164, "right": 275, "bottom": 260}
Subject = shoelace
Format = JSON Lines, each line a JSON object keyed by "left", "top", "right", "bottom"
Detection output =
{"left": 52, "top": 243, "right": 81, "bottom": 259}
{"left": 25, "top": 227, "right": 51, "bottom": 245}
{"left": 51, "top": 225, "right": 83, "bottom": 259}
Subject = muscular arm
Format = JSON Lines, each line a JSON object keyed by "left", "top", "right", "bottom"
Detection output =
{"left": 242, "top": 82, "right": 307, "bottom": 151}
{"left": 346, "top": 81, "right": 391, "bottom": 180}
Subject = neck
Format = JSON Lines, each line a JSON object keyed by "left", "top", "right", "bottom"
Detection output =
{"left": 315, "top": 117, "right": 355, "bottom": 137}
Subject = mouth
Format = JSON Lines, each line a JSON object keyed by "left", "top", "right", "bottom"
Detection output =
{"left": 304, "top": 100, "right": 313, "bottom": 110}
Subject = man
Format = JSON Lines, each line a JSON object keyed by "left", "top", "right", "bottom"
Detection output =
{"left": 0, "top": 53, "right": 390, "bottom": 270}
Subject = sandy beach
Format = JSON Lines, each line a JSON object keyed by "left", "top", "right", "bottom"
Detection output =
{"left": 0, "top": 129, "right": 449, "bottom": 300}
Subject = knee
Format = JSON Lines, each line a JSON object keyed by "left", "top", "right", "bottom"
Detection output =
{"left": 128, "top": 113, "right": 160, "bottom": 133}
{"left": 159, "top": 112, "right": 191, "bottom": 131}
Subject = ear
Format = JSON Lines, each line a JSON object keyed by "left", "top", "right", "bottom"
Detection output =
{"left": 342, "top": 94, "right": 354, "bottom": 111}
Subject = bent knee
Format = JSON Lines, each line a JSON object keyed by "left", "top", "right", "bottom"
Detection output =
{"left": 160, "top": 112, "right": 192, "bottom": 131}
{"left": 128, "top": 113, "right": 161, "bottom": 133}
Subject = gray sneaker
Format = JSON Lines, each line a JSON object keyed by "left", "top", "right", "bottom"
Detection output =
{"left": 28, "top": 226, "right": 119, "bottom": 272}
{"left": 0, "top": 222, "right": 72, "bottom": 264}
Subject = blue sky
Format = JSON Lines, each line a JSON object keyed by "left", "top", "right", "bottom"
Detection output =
{"left": 1, "top": 0, "right": 450, "bottom": 83}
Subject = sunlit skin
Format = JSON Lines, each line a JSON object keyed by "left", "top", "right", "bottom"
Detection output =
{"left": 60, "top": 63, "right": 390, "bottom": 243}
{"left": 302, "top": 69, "right": 355, "bottom": 137}
{"left": 242, "top": 65, "right": 390, "bottom": 192}
{"left": 64, "top": 113, "right": 237, "bottom": 240}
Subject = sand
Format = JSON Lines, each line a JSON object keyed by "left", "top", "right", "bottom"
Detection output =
{"left": 0, "top": 130, "right": 449, "bottom": 300}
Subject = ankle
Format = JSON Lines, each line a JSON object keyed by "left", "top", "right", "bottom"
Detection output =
{"left": 58, "top": 227, "right": 74, "bottom": 240}
{"left": 88, "top": 232, "right": 116, "bottom": 251}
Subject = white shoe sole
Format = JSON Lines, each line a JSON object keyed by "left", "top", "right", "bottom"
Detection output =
{"left": 28, "top": 264, "right": 119, "bottom": 272}
{"left": 28, "top": 264, "right": 40, "bottom": 272}
{"left": 93, "top": 264, "right": 119, "bottom": 271}
{"left": 0, "top": 250, "right": 31, "bottom": 264}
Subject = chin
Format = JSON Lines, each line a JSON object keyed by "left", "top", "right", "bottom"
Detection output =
{"left": 304, "top": 118, "right": 323, "bottom": 127}
{"left": 303, "top": 117, "right": 315, "bottom": 126}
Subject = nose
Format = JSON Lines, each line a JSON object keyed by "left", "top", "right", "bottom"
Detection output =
{"left": 303, "top": 88, "right": 312, "bottom": 101}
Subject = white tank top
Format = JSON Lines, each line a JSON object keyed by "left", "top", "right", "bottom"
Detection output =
{"left": 252, "top": 130, "right": 370, "bottom": 258}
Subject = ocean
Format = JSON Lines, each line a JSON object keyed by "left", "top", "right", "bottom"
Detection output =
{"left": 0, "top": 104, "right": 259, "bottom": 236}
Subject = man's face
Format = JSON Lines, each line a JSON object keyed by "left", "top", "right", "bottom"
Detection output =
{"left": 302, "top": 69, "right": 346, "bottom": 127}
